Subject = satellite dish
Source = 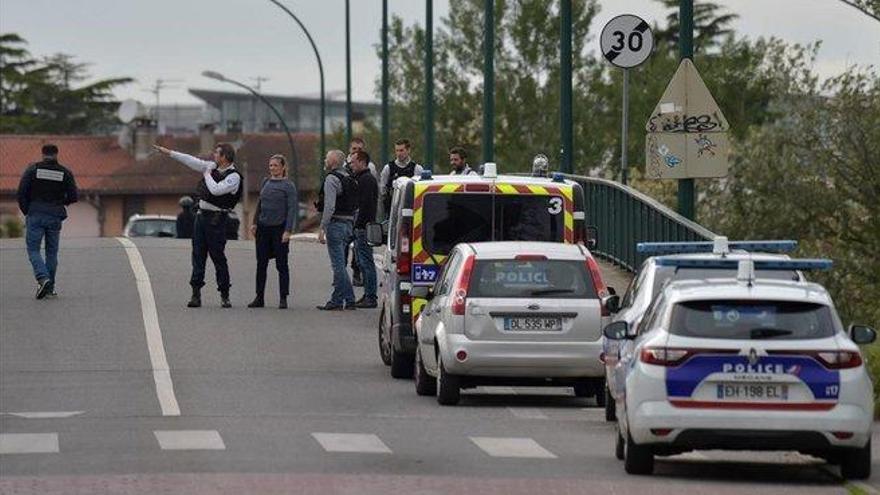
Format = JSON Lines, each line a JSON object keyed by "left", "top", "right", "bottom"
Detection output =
{"left": 117, "top": 99, "right": 146, "bottom": 123}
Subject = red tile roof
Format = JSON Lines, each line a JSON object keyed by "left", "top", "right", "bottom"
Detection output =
{"left": 0, "top": 132, "right": 320, "bottom": 195}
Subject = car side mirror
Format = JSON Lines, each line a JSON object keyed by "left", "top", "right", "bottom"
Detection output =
{"left": 585, "top": 225, "right": 598, "bottom": 250}
{"left": 410, "top": 285, "right": 434, "bottom": 300}
{"left": 366, "top": 222, "right": 385, "bottom": 246}
{"left": 603, "top": 294, "right": 621, "bottom": 314}
{"left": 603, "top": 321, "right": 629, "bottom": 340}
{"left": 849, "top": 324, "right": 877, "bottom": 345}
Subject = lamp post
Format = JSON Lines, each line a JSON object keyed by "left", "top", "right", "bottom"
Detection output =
{"left": 267, "top": 0, "right": 326, "bottom": 181}
{"left": 202, "top": 70, "right": 300, "bottom": 230}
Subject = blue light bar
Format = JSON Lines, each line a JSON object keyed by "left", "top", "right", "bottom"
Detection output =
{"left": 655, "top": 257, "right": 832, "bottom": 271}
{"left": 420, "top": 170, "right": 433, "bottom": 180}
{"left": 637, "top": 240, "right": 797, "bottom": 254}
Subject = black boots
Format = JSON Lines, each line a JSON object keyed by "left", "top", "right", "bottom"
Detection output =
{"left": 220, "top": 291, "right": 232, "bottom": 308}
{"left": 279, "top": 297, "right": 288, "bottom": 309}
{"left": 248, "top": 296, "right": 265, "bottom": 308}
{"left": 187, "top": 287, "right": 201, "bottom": 308}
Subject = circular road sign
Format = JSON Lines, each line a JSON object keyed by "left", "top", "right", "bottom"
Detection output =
{"left": 600, "top": 14, "right": 654, "bottom": 69}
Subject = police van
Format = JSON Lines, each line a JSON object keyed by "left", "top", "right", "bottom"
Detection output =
{"left": 366, "top": 164, "right": 599, "bottom": 378}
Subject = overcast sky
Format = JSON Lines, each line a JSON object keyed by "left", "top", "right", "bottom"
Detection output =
{"left": 1, "top": 0, "right": 877, "bottom": 106}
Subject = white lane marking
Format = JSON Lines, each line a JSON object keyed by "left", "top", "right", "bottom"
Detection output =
{"left": 470, "top": 437, "right": 557, "bottom": 458}
{"left": 3, "top": 411, "right": 84, "bottom": 419}
{"left": 0, "top": 433, "right": 59, "bottom": 454}
{"left": 154, "top": 430, "right": 225, "bottom": 450}
{"left": 117, "top": 237, "right": 181, "bottom": 417}
{"left": 311, "top": 433, "right": 392, "bottom": 454}
{"left": 507, "top": 407, "right": 548, "bottom": 420}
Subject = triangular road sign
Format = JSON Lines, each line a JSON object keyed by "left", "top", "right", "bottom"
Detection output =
{"left": 645, "top": 58, "right": 729, "bottom": 133}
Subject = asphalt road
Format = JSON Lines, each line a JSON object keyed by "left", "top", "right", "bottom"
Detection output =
{"left": 0, "top": 237, "right": 876, "bottom": 494}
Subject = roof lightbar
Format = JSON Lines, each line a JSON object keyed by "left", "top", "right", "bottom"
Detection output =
{"left": 637, "top": 237, "right": 797, "bottom": 255}
{"left": 654, "top": 257, "right": 832, "bottom": 271}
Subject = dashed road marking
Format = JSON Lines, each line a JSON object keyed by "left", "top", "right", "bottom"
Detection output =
{"left": 311, "top": 433, "right": 392, "bottom": 454}
{"left": 469, "top": 437, "right": 557, "bottom": 458}
{"left": 507, "top": 407, "right": 548, "bottom": 420}
{"left": 153, "top": 430, "right": 225, "bottom": 450}
{"left": 2, "top": 411, "right": 84, "bottom": 419}
{"left": 117, "top": 237, "right": 181, "bottom": 417}
{"left": 0, "top": 433, "right": 59, "bottom": 454}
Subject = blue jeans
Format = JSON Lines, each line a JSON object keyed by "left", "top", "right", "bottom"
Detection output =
{"left": 25, "top": 212, "right": 62, "bottom": 284}
{"left": 326, "top": 220, "right": 355, "bottom": 305}
{"left": 354, "top": 228, "right": 377, "bottom": 299}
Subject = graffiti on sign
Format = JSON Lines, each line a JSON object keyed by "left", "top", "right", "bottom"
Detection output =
{"left": 647, "top": 111, "right": 724, "bottom": 133}
{"left": 694, "top": 133, "right": 717, "bottom": 157}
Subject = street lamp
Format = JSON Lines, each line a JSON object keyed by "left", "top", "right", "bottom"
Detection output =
{"left": 202, "top": 70, "right": 300, "bottom": 229}
{"left": 266, "top": 0, "right": 326, "bottom": 180}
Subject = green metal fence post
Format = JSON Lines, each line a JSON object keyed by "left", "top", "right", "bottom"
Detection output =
{"left": 677, "top": 0, "right": 695, "bottom": 220}
{"left": 560, "top": 0, "right": 573, "bottom": 174}
{"left": 424, "top": 0, "right": 435, "bottom": 170}
{"left": 482, "top": 0, "right": 495, "bottom": 164}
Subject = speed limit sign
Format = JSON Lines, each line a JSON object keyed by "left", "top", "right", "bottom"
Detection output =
{"left": 600, "top": 14, "right": 654, "bottom": 68}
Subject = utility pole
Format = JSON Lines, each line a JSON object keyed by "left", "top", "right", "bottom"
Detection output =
{"left": 345, "top": 0, "right": 353, "bottom": 145}
{"left": 251, "top": 76, "right": 270, "bottom": 132}
{"left": 381, "top": 0, "right": 390, "bottom": 166}
{"left": 144, "top": 78, "right": 181, "bottom": 133}
{"left": 560, "top": 0, "right": 573, "bottom": 174}
{"left": 678, "top": 0, "right": 695, "bottom": 219}
{"left": 424, "top": 0, "right": 434, "bottom": 170}
{"left": 482, "top": 0, "right": 494, "bottom": 165}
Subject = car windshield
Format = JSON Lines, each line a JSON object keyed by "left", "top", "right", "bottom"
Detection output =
{"left": 669, "top": 300, "right": 836, "bottom": 340}
{"left": 652, "top": 266, "right": 798, "bottom": 297}
{"left": 468, "top": 259, "right": 596, "bottom": 299}
{"left": 422, "top": 193, "right": 565, "bottom": 255}
{"left": 130, "top": 220, "right": 176, "bottom": 237}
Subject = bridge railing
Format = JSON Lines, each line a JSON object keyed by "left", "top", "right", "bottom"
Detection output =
{"left": 563, "top": 174, "right": 717, "bottom": 272}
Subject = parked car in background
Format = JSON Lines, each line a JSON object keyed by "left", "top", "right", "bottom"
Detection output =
{"left": 123, "top": 214, "right": 177, "bottom": 238}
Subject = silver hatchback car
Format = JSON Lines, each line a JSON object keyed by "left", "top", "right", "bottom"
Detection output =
{"left": 411, "top": 241, "right": 615, "bottom": 405}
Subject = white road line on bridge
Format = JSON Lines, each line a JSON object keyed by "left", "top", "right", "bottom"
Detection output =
{"left": 469, "top": 437, "right": 557, "bottom": 458}
{"left": 0, "top": 433, "right": 59, "bottom": 454}
{"left": 2, "top": 411, "right": 84, "bottom": 419}
{"left": 507, "top": 407, "right": 548, "bottom": 420}
{"left": 117, "top": 237, "right": 181, "bottom": 417}
{"left": 312, "top": 433, "right": 392, "bottom": 454}
{"left": 154, "top": 430, "right": 225, "bottom": 450}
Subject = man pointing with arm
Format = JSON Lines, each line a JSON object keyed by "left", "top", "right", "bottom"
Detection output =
{"left": 154, "top": 143, "right": 242, "bottom": 308}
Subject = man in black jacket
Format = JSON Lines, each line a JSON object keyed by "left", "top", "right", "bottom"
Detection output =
{"left": 351, "top": 150, "right": 379, "bottom": 308}
{"left": 153, "top": 143, "right": 242, "bottom": 308}
{"left": 16, "top": 144, "right": 78, "bottom": 299}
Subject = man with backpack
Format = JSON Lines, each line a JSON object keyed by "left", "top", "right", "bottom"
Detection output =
{"left": 316, "top": 149, "right": 358, "bottom": 310}
{"left": 378, "top": 138, "right": 422, "bottom": 220}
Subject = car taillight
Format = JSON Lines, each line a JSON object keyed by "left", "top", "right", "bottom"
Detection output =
{"left": 584, "top": 255, "right": 609, "bottom": 314}
{"left": 640, "top": 347, "right": 694, "bottom": 366}
{"left": 396, "top": 220, "right": 411, "bottom": 275}
{"left": 451, "top": 256, "right": 475, "bottom": 316}
{"left": 770, "top": 350, "right": 864, "bottom": 370}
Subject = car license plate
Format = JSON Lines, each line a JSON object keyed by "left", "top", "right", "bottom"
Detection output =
{"left": 503, "top": 317, "right": 562, "bottom": 331}
{"left": 716, "top": 383, "right": 789, "bottom": 401}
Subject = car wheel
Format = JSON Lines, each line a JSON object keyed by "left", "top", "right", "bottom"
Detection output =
{"left": 624, "top": 429, "right": 654, "bottom": 475}
{"left": 390, "top": 348, "right": 414, "bottom": 379}
{"left": 604, "top": 386, "right": 616, "bottom": 422}
{"left": 378, "top": 306, "right": 392, "bottom": 366}
{"left": 840, "top": 440, "right": 871, "bottom": 480}
{"left": 437, "top": 359, "right": 461, "bottom": 406}
{"left": 414, "top": 348, "right": 437, "bottom": 396}
{"left": 615, "top": 428, "right": 625, "bottom": 460}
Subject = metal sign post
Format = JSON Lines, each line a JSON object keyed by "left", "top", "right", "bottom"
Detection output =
{"left": 600, "top": 14, "right": 654, "bottom": 186}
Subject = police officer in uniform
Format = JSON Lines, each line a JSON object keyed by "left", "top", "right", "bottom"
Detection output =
{"left": 316, "top": 150, "right": 359, "bottom": 310}
{"left": 153, "top": 143, "right": 242, "bottom": 308}
{"left": 378, "top": 138, "right": 423, "bottom": 220}
{"left": 16, "top": 144, "right": 78, "bottom": 299}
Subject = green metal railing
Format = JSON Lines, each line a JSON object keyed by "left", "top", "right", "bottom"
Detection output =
{"left": 565, "top": 174, "right": 716, "bottom": 272}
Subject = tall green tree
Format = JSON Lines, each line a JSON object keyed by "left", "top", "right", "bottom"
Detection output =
{"left": 0, "top": 33, "right": 132, "bottom": 134}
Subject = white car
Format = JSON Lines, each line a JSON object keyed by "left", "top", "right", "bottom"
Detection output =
{"left": 604, "top": 257, "right": 876, "bottom": 479}
{"left": 411, "top": 241, "right": 615, "bottom": 405}
{"left": 123, "top": 214, "right": 177, "bottom": 238}
{"left": 603, "top": 238, "right": 802, "bottom": 421}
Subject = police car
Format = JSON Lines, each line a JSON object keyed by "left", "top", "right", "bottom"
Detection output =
{"left": 366, "top": 164, "right": 596, "bottom": 379}
{"left": 603, "top": 238, "right": 803, "bottom": 421}
{"left": 410, "top": 242, "right": 611, "bottom": 405}
{"left": 603, "top": 257, "right": 876, "bottom": 479}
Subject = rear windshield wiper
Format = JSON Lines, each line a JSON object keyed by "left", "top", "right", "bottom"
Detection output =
{"left": 749, "top": 327, "right": 793, "bottom": 339}
{"left": 530, "top": 288, "right": 575, "bottom": 296}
